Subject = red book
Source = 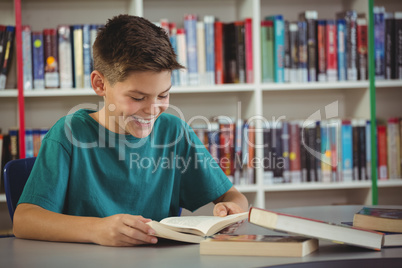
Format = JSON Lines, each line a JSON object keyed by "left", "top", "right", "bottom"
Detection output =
{"left": 214, "top": 21, "right": 225, "bottom": 84}
{"left": 289, "top": 122, "right": 301, "bottom": 183}
{"left": 43, "top": 28, "right": 59, "bottom": 88}
{"left": 316, "top": 20, "right": 326, "bottom": 82}
{"left": 326, "top": 20, "right": 337, "bottom": 81}
{"left": 377, "top": 125, "right": 388, "bottom": 180}
{"left": 244, "top": 18, "right": 253, "bottom": 84}
{"left": 357, "top": 18, "right": 368, "bottom": 80}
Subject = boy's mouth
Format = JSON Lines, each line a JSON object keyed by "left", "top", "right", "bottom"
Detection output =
{"left": 130, "top": 115, "right": 158, "bottom": 126}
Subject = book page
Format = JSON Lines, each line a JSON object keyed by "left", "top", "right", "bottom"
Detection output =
{"left": 160, "top": 212, "right": 248, "bottom": 236}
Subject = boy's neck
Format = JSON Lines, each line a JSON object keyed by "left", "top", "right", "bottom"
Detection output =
{"left": 90, "top": 108, "right": 125, "bottom": 134}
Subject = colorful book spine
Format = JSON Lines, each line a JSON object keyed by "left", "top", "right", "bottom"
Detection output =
{"left": 176, "top": 28, "right": 188, "bottom": 86}
{"left": 357, "top": 18, "right": 368, "bottom": 80}
{"left": 281, "top": 121, "right": 291, "bottom": 183}
{"left": 337, "top": 19, "right": 347, "bottom": 81}
{"left": 284, "top": 21, "right": 290, "bottom": 83}
{"left": 0, "top": 26, "right": 15, "bottom": 90}
{"left": 234, "top": 21, "right": 246, "bottom": 83}
{"left": 365, "top": 120, "right": 371, "bottom": 181}
{"left": 396, "top": 12, "right": 402, "bottom": 79}
{"left": 90, "top": 25, "right": 99, "bottom": 73}
{"left": 289, "top": 122, "right": 301, "bottom": 183}
{"left": 208, "top": 122, "right": 220, "bottom": 163}
{"left": 289, "top": 22, "right": 299, "bottom": 83}
{"left": 384, "top": 13, "right": 396, "bottom": 79}
{"left": 352, "top": 120, "right": 360, "bottom": 180}
{"left": 329, "top": 120, "right": 340, "bottom": 182}
{"left": 58, "top": 25, "right": 73, "bottom": 88}
{"left": 233, "top": 118, "right": 243, "bottom": 185}
{"left": 169, "top": 24, "right": 180, "bottom": 86}
{"left": 301, "top": 10, "right": 317, "bottom": 82}
{"left": 184, "top": 14, "right": 198, "bottom": 85}
{"left": 315, "top": 121, "right": 322, "bottom": 182}
{"left": 83, "top": 24, "right": 92, "bottom": 88}
{"left": 73, "top": 25, "right": 83, "bottom": 88}
{"left": 326, "top": 20, "right": 338, "bottom": 82}
{"left": 266, "top": 15, "right": 285, "bottom": 83}
{"left": 204, "top": 16, "right": 215, "bottom": 85}
{"left": 219, "top": 123, "right": 235, "bottom": 183}
{"left": 25, "top": 129, "right": 34, "bottom": 158}
{"left": 345, "top": 10, "right": 358, "bottom": 81}
{"left": 197, "top": 21, "right": 206, "bottom": 85}
{"left": 321, "top": 121, "right": 331, "bottom": 183}
{"left": 244, "top": 18, "right": 253, "bottom": 84}
{"left": 377, "top": 125, "right": 388, "bottom": 180}
{"left": 341, "top": 120, "right": 353, "bottom": 182}
{"left": 299, "top": 122, "right": 308, "bottom": 182}
{"left": 22, "top": 25, "right": 33, "bottom": 90}
{"left": 263, "top": 125, "right": 274, "bottom": 184}
{"left": 358, "top": 119, "right": 367, "bottom": 181}
{"left": 387, "top": 118, "right": 401, "bottom": 179}
{"left": 374, "top": 6, "right": 385, "bottom": 80}
{"left": 316, "top": 20, "right": 327, "bottom": 82}
{"left": 261, "top": 20, "right": 274, "bottom": 83}
{"left": 32, "top": 32, "right": 45, "bottom": 89}
{"left": 298, "top": 21, "right": 308, "bottom": 82}
{"left": 214, "top": 21, "right": 225, "bottom": 84}
{"left": 0, "top": 25, "right": 6, "bottom": 76}
{"left": 43, "top": 28, "right": 59, "bottom": 88}
{"left": 273, "top": 122, "right": 283, "bottom": 180}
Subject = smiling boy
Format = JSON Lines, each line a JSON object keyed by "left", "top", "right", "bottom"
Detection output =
{"left": 13, "top": 15, "right": 248, "bottom": 246}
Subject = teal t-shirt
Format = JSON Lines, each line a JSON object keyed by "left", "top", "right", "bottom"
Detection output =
{"left": 18, "top": 109, "right": 232, "bottom": 221}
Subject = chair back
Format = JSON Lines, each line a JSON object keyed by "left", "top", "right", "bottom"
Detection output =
{"left": 3, "top": 157, "right": 36, "bottom": 221}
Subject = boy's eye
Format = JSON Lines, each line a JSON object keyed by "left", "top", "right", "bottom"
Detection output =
{"left": 159, "top": 94, "right": 169, "bottom": 99}
{"left": 131, "top": 97, "right": 145, "bottom": 101}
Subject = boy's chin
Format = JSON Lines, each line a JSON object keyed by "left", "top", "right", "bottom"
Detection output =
{"left": 127, "top": 127, "right": 153, "bottom": 139}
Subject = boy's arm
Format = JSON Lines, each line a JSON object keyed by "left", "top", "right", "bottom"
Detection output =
{"left": 212, "top": 186, "right": 249, "bottom": 216}
{"left": 13, "top": 203, "right": 158, "bottom": 246}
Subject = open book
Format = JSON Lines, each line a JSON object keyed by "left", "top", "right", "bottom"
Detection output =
{"left": 146, "top": 212, "right": 248, "bottom": 243}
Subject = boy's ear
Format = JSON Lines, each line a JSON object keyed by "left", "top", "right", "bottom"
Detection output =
{"left": 91, "top": 71, "right": 106, "bottom": 97}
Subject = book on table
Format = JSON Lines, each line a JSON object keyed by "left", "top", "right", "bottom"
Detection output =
{"left": 248, "top": 207, "right": 384, "bottom": 250}
{"left": 353, "top": 207, "right": 402, "bottom": 233}
{"left": 146, "top": 212, "right": 248, "bottom": 243}
{"left": 200, "top": 234, "right": 318, "bottom": 257}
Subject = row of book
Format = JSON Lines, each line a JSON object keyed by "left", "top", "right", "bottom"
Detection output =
{"left": 191, "top": 117, "right": 402, "bottom": 186}
{"left": 21, "top": 24, "right": 103, "bottom": 90}
{"left": 0, "top": 128, "right": 48, "bottom": 192}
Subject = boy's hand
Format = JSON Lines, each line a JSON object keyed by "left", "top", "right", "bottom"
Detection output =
{"left": 92, "top": 214, "right": 158, "bottom": 246}
{"left": 213, "top": 202, "right": 245, "bottom": 217}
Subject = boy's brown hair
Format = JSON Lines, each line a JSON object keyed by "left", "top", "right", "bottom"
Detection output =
{"left": 93, "top": 14, "right": 183, "bottom": 85}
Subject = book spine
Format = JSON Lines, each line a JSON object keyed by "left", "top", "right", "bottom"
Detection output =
{"left": 0, "top": 26, "right": 15, "bottom": 90}
{"left": 365, "top": 120, "right": 371, "bottom": 181}
{"left": 316, "top": 20, "right": 327, "bottom": 82}
{"left": 234, "top": 118, "right": 243, "bottom": 185}
{"left": 352, "top": 120, "right": 360, "bottom": 180}
{"left": 25, "top": 129, "right": 34, "bottom": 158}
{"left": 219, "top": 123, "right": 235, "bottom": 183}
{"left": 298, "top": 21, "right": 308, "bottom": 82}
{"left": 374, "top": 6, "right": 385, "bottom": 80}
{"left": 176, "top": 28, "right": 188, "bottom": 86}
{"left": 43, "top": 28, "right": 59, "bottom": 88}
{"left": 377, "top": 125, "right": 388, "bottom": 180}
{"left": 396, "top": 13, "right": 402, "bottom": 79}
{"left": 271, "top": 15, "right": 285, "bottom": 83}
{"left": 341, "top": 120, "right": 353, "bottom": 182}
{"left": 329, "top": 120, "right": 340, "bottom": 182}
{"left": 289, "top": 22, "right": 299, "bottom": 83}
{"left": 22, "top": 25, "right": 33, "bottom": 90}
{"left": 33, "top": 129, "right": 41, "bottom": 157}
{"left": 358, "top": 120, "right": 367, "bottom": 180}
{"left": 244, "top": 18, "right": 253, "bottom": 84}
{"left": 234, "top": 21, "right": 246, "bottom": 83}
{"left": 357, "top": 18, "right": 368, "bottom": 80}
{"left": 247, "top": 123, "right": 255, "bottom": 184}
{"left": 261, "top": 21, "right": 274, "bottom": 83}
{"left": 263, "top": 126, "right": 274, "bottom": 184}
{"left": 274, "top": 124, "right": 283, "bottom": 180}
{"left": 224, "top": 23, "right": 237, "bottom": 83}
{"left": 315, "top": 121, "right": 322, "bottom": 182}
{"left": 73, "top": 25, "right": 83, "bottom": 88}
{"left": 169, "top": 24, "right": 180, "bottom": 86}
{"left": 214, "top": 21, "right": 225, "bottom": 84}
{"left": 326, "top": 20, "right": 338, "bottom": 82}
{"left": 184, "top": 14, "right": 199, "bottom": 85}
{"left": 299, "top": 122, "right": 308, "bottom": 182}
{"left": 387, "top": 118, "right": 401, "bottom": 179}
{"left": 32, "top": 32, "right": 45, "bottom": 89}
{"left": 284, "top": 21, "right": 290, "bottom": 83}
{"left": 83, "top": 24, "right": 92, "bottom": 88}
{"left": 197, "top": 21, "right": 206, "bottom": 86}
{"left": 9, "top": 129, "right": 19, "bottom": 160}
{"left": 307, "top": 125, "right": 316, "bottom": 182}
{"left": 346, "top": 10, "right": 358, "bottom": 81}
{"left": 337, "top": 19, "right": 347, "bottom": 81}
{"left": 304, "top": 11, "right": 317, "bottom": 82}
{"left": 321, "top": 121, "right": 331, "bottom": 183}
{"left": 0, "top": 25, "right": 6, "bottom": 78}
{"left": 58, "top": 25, "right": 73, "bottom": 89}
{"left": 204, "top": 16, "right": 215, "bottom": 85}
{"left": 208, "top": 122, "right": 220, "bottom": 165}
{"left": 90, "top": 25, "right": 99, "bottom": 75}
{"left": 281, "top": 121, "right": 291, "bottom": 183}
{"left": 385, "top": 13, "right": 396, "bottom": 79}
{"left": 289, "top": 122, "right": 301, "bottom": 183}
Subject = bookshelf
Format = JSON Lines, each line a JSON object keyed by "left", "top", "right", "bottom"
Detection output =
{"left": 1, "top": 0, "right": 401, "bottom": 210}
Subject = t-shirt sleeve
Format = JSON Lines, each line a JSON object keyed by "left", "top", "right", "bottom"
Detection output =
{"left": 178, "top": 123, "right": 233, "bottom": 212}
{"left": 18, "top": 138, "right": 71, "bottom": 213}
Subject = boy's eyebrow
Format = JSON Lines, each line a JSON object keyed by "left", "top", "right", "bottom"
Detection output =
{"left": 129, "top": 85, "right": 172, "bottom": 96}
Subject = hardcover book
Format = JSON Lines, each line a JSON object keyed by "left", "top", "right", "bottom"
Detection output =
{"left": 58, "top": 25, "right": 73, "bottom": 88}
{"left": 22, "top": 25, "right": 33, "bottom": 90}
{"left": 336, "top": 19, "right": 347, "bottom": 81}
{"left": 43, "top": 28, "right": 59, "bottom": 88}
{"left": 0, "top": 26, "right": 15, "bottom": 90}
{"left": 146, "top": 212, "right": 248, "bottom": 243}
{"left": 200, "top": 234, "right": 318, "bottom": 257}
{"left": 249, "top": 207, "right": 384, "bottom": 250}
{"left": 353, "top": 207, "right": 402, "bottom": 233}
{"left": 261, "top": 20, "right": 274, "bottom": 83}
{"left": 32, "top": 32, "right": 45, "bottom": 89}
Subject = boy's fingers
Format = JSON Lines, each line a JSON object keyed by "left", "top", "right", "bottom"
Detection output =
{"left": 214, "top": 203, "right": 228, "bottom": 217}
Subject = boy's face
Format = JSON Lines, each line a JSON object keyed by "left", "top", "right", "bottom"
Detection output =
{"left": 104, "top": 71, "right": 171, "bottom": 138}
